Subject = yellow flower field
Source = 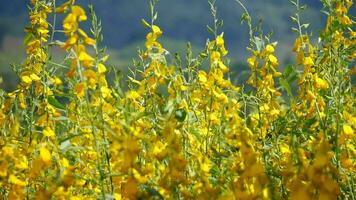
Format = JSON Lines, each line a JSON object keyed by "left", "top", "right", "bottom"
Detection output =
{"left": 0, "top": 0, "right": 355, "bottom": 199}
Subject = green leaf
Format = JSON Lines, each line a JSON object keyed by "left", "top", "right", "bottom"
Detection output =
{"left": 284, "top": 65, "right": 294, "bottom": 78}
{"left": 290, "top": 0, "right": 297, "bottom": 7}
{"left": 279, "top": 78, "right": 293, "bottom": 97}
{"left": 48, "top": 96, "right": 66, "bottom": 110}
{"left": 291, "top": 27, "right": 299, "bottom": 33}
{"left": 301, "top": 23, "right": 310, "bottom": 29}
{"left": 287, "top": 72, "right": 298, "bottom": 84}
{"left": 241, "top": 12, "right": 251, "bottom": 24}
{"left": 141, "top": 18, "right": 150, "bottom": 27}
{"left": 175, "top": 109, "right": 187, "bottom": 122}
{"left": 290, "top": 16, "right": 298, "bottom": 22}
{"left": 305, "top": 117, "right": 317, "bottom": 129}
{"left": 207, "top": 25, "right": 214, "bottom": 34}
{"left": 153, "top": 12, "right": 158, "bottom": 21}
{"left": 283, "top": 64, "right": 299, "bottom": 85}
{"left": 60, "top": 140, "right": 71, "bottom": 150}
{"left": 254, "top": 37, "right": 263, "bottom": 52}
{"left": 23, "top": 33, "right": 34, "bottom": 46}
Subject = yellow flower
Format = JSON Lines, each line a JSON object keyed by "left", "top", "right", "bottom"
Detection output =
{"left": 216, "top": 34, "right": 225, "bottom": 47}
{"left": 97, "top": 63, "right": 107, "bottom": 74}
{"left": 268, "top": 54, "right": 279, "bottom": 66}
{"left": 265, "top": 44, "right": 275, "bottom": 54}
{"left": 55, "top": 0, "right": 74, "bottom": 13}
{"left": 209, "top": 113, "right": 220, "bottom": 125}
{"left": 133, "top": 169, "right": 148, "bottom": 184}
{"left": 62, "top": 35, "right": 78, "bottom": 49}
{"left": 30, "top": 73, "right": 41, "bottom": 81}
{"left": 21, "top": 75, "right": 32, "bottom": 85}
{"left": 78, "top": 51, "right": 95, "bottom": 68}
{"left": 59, "top": 158, "right": 70, "bottom": 168}
{"left": 40, "top": 147, "right": 52, "bottom": 166}
{"left": 126, "top": 90, "right": 141, "bottom": 100}
{"left": 306, "top": 90, "right": 316, "bottom": 101}
{"left": 83, "top": 69, "right": 97, "bottom": 89}
{"left": 0, "top": 160, "right": 8, "bottom": 177}
{"left": 52, "top": 76, "right": 63, "bottom": 86}
{"left": 262, "top": 188, "right": 269, "bottom": 200}
{"left": 280, "top": 144, "right": 291, "bottom": 155}
{"left": 85, "top": 37, "right": 96, "bottom": 46}
{"left": 220, "top": 46, "right": 228, "bottom": 56}
{"left": 79, "top": 28, "right": 96, "bottom": 45}
{"left": 72, "top": 6, "right": 87, "bottom": 21}
{"left": 342, "top": 124, "right": 353, "bottom": 136}
{"left": 315, "top": 77, "right": 329, "bottom": 89}
{"left": 247, "top": 56, "right": 257, "bottom": 67}
{"left": 210, "top": 51, "right": 221, "bottom": 63}
{"left": 198, "top": 70, "right": 208, "bottom": 83}
{"left": 303, "top": 56, "right": 314, "bottom": 67}
{"left": 145, "top": 33, "right": 157, "bottom": 49}
{"left": 114, "top": 193, "right": 122, "bottom": 200}
{"left": 340, "top": 15, "right": 352, "bottom": 26}
{"left": 75, "top": 83, "right": 86, "bottom": 98}
{"left": 3, "top": 146, "right": 14, "bottom": 158}
{"left": 15, "top": 156, "right": 28, "bottom": 170}
{"left": 270, "top": 109, "right": 280, "bottom": 117}
{"left": 43, "top": 126, "right": 55, "bottom": 137}
{"left": 218, "top": 61, "right": 229, "bottom": 73}
{"left": 199, "top": 157, "right": 211, "bottom": 174}
{"left": 63, "top": 13, "right": 77, "bottom": 33}
{"left": 9, "top": 175, "right": 26, "bottom": 186}
{"left": 152, "top": 25, "right": 163, "bottom": 36}
{"left": 38, "top": 28, "right": 49, "bottom": 36}
{"left": 100, "top": 86, "right": 112, "bottom": 99}
{"left": 273, "top": 71, "right": 282, "bottom": 77}
{"left": 19, "top": 73, "right": 40, "bottom": 85}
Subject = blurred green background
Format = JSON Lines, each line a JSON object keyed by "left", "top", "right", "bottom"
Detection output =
{"left": 0, "top": 0, "right": 341, "bottom": 90}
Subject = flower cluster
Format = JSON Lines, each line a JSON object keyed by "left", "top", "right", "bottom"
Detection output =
{"left": 0, "top": 0, "right": 354, "bottom": 199}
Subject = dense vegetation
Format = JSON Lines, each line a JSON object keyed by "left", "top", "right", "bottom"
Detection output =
{"left": 0, "top": 0, "right": 355, "bottom": 199}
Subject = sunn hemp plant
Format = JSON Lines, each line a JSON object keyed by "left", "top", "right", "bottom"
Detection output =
{"left": 0, "top": 0, "right": 355, "bottom": 199}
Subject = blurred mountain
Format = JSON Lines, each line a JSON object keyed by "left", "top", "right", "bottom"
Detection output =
{"left": 76, "top": 0, "right": 326, "bottom": 52}
{"left": 0, "top": 0, "right": 328, "bottom": 48}
{"left": 1, "top": 0, "right": 352, "bottom": 90}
